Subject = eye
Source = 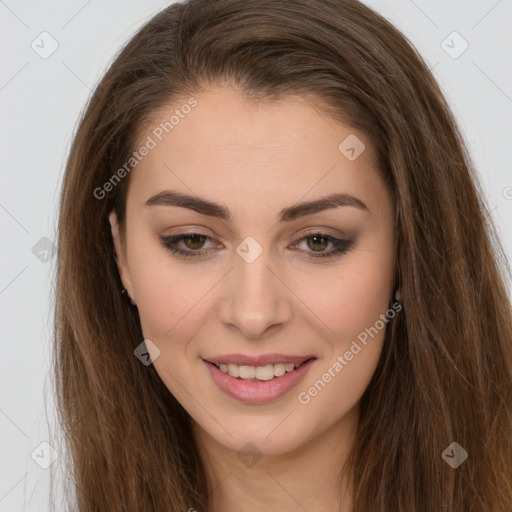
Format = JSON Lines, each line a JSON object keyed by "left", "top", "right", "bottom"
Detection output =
{"left": 292, "top": 232, "right": 354, "bottom": 260}
{"left": 160, "top": 231, "right": 354, "bottom": 260}
{"left": 160, "top": 233, "right": 216, "bottom": 259}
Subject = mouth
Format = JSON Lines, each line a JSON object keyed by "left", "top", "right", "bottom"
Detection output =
{"left": 204, "top": 358, "right": 314, "bottom": 381}
{"left": 202, "top": 354, "right": 317, "bottom": 404}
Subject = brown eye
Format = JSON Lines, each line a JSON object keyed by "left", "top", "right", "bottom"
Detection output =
{"left": 160, "top": 232, "right": 217, "bottom": 259}
{"left": 182, "top": 234, "right": 208, "bottom": 250}
{"left": 305, "top": 234, "right": 329, "bottom": 252}
{"left": 294, "top": 232, "right": 354, "bottom": 260}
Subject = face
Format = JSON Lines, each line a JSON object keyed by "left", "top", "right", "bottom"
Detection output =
{"left": 110, "top": 86, "right": 395, "bottom": 456}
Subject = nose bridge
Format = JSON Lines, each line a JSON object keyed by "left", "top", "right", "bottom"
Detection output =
{"left": 220, "top": 238, "right": 292, "bottom": 338}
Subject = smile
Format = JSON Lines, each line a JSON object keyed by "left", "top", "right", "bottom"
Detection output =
{"left": 203, "top": 355, "right": 316, "bottom": 403}
{"left": 210, "top": 361, "right": 308, "bottom": 381}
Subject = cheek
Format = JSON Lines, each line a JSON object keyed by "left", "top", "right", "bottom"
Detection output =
{"left": 300, "top": 246, "right": 394, "bottom": 347}
{"left": 295, "top": 245, "right": 394, "bottom": 404}
{"left": 132, "top": 265, "right": 216, "bottom": 345}
{"left": 124, "top": 225, "right": 216, "bottom": 341}
{"left": 293, "top": 275, "right": 393, "bottom": 434}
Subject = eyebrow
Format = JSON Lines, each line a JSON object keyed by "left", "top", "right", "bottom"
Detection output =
{"left": 144, "top": 190, "right": 368, "bottom": 222}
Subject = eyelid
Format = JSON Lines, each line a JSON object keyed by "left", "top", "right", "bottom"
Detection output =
{"left": 292, "top": 226, "right": 352, "bottom": 241}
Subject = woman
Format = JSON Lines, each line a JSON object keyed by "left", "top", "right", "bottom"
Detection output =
{"left": 53, "top": 0, "right": 512, "bottom": 510}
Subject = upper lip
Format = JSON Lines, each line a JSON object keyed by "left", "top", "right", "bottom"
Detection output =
{"left": 204, "top": 353, "right": 316, "bottom": 366}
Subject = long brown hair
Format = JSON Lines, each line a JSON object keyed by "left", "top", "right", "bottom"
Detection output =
{"left": 52, "top": 0, "right": 512, "bottom": 510}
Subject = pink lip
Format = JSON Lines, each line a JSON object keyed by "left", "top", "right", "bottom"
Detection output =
{"left": 203, "top": 357, "right": 316, "bottom": 404}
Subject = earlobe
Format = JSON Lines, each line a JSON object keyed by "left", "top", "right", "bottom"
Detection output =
{"left": 108, "top": 210, "right": 136, "bottom": 303}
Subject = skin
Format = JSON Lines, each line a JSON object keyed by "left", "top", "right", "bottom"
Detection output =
{"left": 110, "top": 85, "right": 395, "bottom": 512}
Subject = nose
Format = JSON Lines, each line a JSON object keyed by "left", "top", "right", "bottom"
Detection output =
{"left": 218, "top": 247, "right": 293, "bottom": 339}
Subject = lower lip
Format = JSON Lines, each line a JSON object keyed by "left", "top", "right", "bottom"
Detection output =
{"left": 204, "top": 359, "right": 316, "bottom": 404}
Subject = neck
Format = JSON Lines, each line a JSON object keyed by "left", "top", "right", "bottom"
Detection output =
{"left": 192, "top": 405, "right": 358, "bottom": 512}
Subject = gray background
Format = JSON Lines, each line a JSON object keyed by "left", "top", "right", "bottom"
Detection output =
{"left": 1, "top": 1, "right": 511, "bottom": 510}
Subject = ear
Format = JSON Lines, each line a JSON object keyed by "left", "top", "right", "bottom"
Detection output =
{"left": 109, "top": 210, "right": 136, "bottom": 303}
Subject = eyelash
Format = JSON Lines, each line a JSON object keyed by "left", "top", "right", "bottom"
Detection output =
{"left": 159, "top": 231, "right": 354, "bottom": 261}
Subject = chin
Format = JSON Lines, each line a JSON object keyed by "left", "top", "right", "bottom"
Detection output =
{"left": 197, "top": 411, "right": 318, "bottom": 457}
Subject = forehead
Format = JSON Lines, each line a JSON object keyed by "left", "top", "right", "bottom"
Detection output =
{"left": 126, "top": 86, "right": 388, "bottom": 217}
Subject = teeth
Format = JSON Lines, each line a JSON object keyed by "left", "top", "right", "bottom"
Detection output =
{"left": 228, "top": 363, "right": 239, "bottom": 378}
{"left": 216, "top": 361, "right": 307, "bottom": 380}
{"left": 255, "top": 365, "right": 274, "bottom": 381}
{"left": 239, "top": 365, "right": 255, "bottom": 379}
{"left": 274, "top": 363, "right": 286, "bottom": 377}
